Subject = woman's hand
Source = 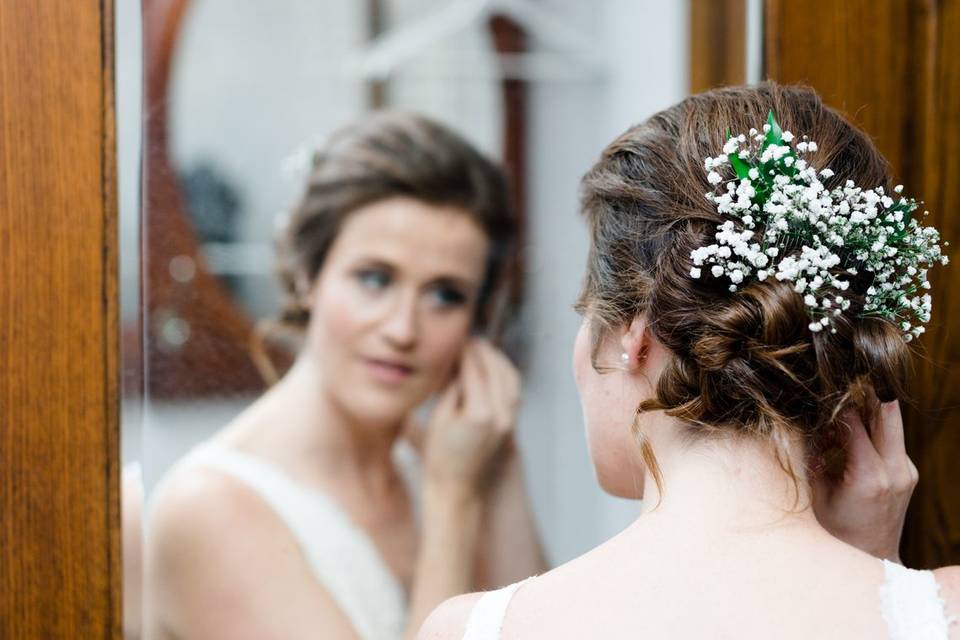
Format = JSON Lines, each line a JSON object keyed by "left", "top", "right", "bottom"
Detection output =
{"left": 812, "top": 401, "right": 919, "bottom": 562}
{"left": 420, "top": 338, "right": 520, "bottom": 496}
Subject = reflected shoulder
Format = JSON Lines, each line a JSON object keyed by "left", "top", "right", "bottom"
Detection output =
{"left": 145, "top": 461, "right": 362, "bottom": 639}
{"left": 147, "top": 460, "right": 262, "bottom": 547}
{"left": 416, "top": 592, "right": 482, "bottom": 640}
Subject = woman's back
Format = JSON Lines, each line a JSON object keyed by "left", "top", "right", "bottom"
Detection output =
{"left": 435, "top": 517, "right": 958, "bottom": 639}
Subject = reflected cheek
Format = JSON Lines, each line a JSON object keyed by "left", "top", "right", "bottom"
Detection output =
{"left": 418, "top": 316, "right": 471, "bottom": 389}
{"left": 308, "top": 280, "right": 382, "bottom": 361}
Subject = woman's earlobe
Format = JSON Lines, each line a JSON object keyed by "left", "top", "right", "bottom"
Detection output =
{"left": 620, "top": 348, "right": 648, "bottom": 370}
{"left": 620, "top": 315, "right": 650, "bottom": 368}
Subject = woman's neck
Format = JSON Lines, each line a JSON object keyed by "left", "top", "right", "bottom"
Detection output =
{"left": 243, "top": 356, "right": 404, "bottom": 497}
{"left": 638, "top": 423, "right": 820, "bottom": 533}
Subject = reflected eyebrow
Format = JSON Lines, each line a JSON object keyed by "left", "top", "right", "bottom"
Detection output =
{"left": 426, "top": 275, "right": 479, "bottom": 292}
{"left": 349, "top": 257, "right": 395, "bottom": 271}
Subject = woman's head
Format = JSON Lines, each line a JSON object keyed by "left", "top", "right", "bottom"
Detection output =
{"left": 575, "top": 83, "right": 910, "bottom": 497}
{"left": 271, "top": 112, "right": 516, "bottom": 426}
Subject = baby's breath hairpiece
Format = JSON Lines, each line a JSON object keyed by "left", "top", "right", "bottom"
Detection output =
{"left": 689, "top": 111, "right": 949, "bottom": 340}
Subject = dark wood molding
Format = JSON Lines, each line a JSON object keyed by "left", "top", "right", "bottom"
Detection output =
{"left": 488, "top": 14, "right": 528, "bottom": 346}
{"left": 690, "top": 0, "right": 747, "bottom": 93}
{"left": 0, "top": 0, "right": 122, "bottom": 636}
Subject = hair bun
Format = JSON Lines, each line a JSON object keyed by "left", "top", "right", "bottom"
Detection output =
{"left": 692, "top": 280, "right": 809, "bottom": 371}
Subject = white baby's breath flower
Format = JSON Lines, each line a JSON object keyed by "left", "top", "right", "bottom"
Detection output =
{"left": 695, "top": 115, "right": 948, "bottom": 338}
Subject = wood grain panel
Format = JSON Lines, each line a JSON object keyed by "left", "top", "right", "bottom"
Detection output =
{"left": 765, "top": 0, "right": 960, "bottom": 568}
{"left": 901, "top": 0, "right": 960, "bottom": 568}
{"left": 690, "top": 0, "right": 746, "bottom": 93}
{"left": 0, "top": 0, "right": 122, "bottom": 637}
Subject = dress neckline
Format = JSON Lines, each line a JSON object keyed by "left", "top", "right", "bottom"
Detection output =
{"left": 192, "top": 443, "right": 409, "bottom": 599}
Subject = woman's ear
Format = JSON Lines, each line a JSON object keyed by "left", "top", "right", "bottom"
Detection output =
{"left": 619, "top": 315, "right": 650, "bottom": 370}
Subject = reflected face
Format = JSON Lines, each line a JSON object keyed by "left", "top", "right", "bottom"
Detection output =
{"left": 305, "top": 197, "right": 489, "bottom": 426}
{"left": 573, "top": 316, "right": 647, "bottom": 498}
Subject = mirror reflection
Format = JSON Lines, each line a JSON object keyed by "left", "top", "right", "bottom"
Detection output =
{"left": 123, "top": 0, "right": 686, "bottom": 638}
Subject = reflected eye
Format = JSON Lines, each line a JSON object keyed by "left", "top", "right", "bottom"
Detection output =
{"left": 356, "top": 268, "right": 391, "bottom": 291}
{"left": 429, "top": 285, "right": 468, "bottom": 308}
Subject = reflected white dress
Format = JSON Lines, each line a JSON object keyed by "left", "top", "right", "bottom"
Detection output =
{"left": 463, "top": 563, "right": 954, "bottom": 640}
{"left": 188, "top": 444, "right": 413, "bottom": 640}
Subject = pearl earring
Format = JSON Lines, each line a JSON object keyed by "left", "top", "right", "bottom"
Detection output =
{"left": 621, "top": 352, "right": 630, "bottom": 364}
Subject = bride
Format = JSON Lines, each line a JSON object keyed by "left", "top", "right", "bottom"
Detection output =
{"left": 421, "top": 83, "right": 959, "bottom": 639}
{"left": 144, "top": 112, "right": 545, "bottom": 640}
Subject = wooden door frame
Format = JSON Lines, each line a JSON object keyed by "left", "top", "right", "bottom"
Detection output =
{"left": 0, "top": 1, "right": 122, "bottom": 637}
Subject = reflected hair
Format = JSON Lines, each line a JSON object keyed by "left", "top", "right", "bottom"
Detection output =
{"left": 576, "top": 83, "right": 911, "bottom": 496}
{"left": 252, "top": 112, "right": 517, "bottom": 383}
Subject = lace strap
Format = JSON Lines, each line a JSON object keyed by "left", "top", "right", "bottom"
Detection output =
{"left": 189, "top": 445, "right": 407, "bottom": 640}
{"left": 880, "top": 559, "right": 953, "bottom": 640}
{"left": 462, "top": 578, "right": 533, "bottom": 640}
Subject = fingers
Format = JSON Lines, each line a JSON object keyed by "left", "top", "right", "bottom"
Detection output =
{"left": 459, "top": 341, "right": 488, "bottom": 419}
{"left": 872, "top": 400, "right": 919, "bottom": 491}
{"left": 871, "top": 400, "right": 907, "bottom": 460}
{"left": 840, "top": 408, "right": 884, "bottom": 475}
{"left": 473, "top": 340, "right": 521, "bottom": 434}
{"left": 431, "top": 377, "right": 462, "bottom": 424}
{"left": 443, "top": 338, "right": 520, "bottom": 442}
{"left": 838, "top": 401, "right": 917, "bottom": 502}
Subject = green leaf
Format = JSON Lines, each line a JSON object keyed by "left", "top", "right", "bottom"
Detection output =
{"left": 728, "top": 152, "right": 752, "bottom": 179}
{"left": 764, "top": 110, "right": 783, "bottom": 148}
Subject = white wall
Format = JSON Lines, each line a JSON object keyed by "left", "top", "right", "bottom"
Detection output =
{"left": 519, "top": 0, "right": 689, "bottom": 563}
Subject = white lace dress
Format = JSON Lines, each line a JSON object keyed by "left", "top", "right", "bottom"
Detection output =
{"left": 188, "top": 445, "right": 410, "bottom": 640}
{"left": 463, "top": 562, "right": 954, "bottom": 639}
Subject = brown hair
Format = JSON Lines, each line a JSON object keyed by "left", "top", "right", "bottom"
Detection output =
{"left": 577, "top": 83, "right": 910, "bottom": 491}
{"left": 254, "top": 112, "right": 517, "bottom": 382}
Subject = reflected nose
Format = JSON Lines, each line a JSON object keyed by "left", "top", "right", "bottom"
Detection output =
{"left": 381, "top": 290, "right": 418, "bottom": 350}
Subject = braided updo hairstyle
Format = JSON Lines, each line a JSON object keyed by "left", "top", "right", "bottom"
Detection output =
{"left": 254, "top": 112, "right": 517, "bottom": 382}
{"left": 577, "top": 83, "right": 911, "bottom": 488}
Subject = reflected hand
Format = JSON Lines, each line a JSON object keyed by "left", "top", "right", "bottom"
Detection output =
{"left": 420, "top": 339, "right": 520, "bottom": 496}
{"left": 812, "top": 401, "right": 918, "bottom": 562}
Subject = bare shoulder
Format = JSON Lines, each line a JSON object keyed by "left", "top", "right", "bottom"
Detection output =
{"left": 145, "top": 459, "right": 358, "bottom": 639}
{"left": 147, "top": 458, "right": 266, "bottom": 559}
{"left": 416, "top": 592, "right": 484, "bottom": 640}
{"left": 144, "top": 460, "right": 285, "bottom": 606}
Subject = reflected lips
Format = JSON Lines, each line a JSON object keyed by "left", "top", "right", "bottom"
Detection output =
{"left": 363, "top": 358, "right": 415, "bottom": 384}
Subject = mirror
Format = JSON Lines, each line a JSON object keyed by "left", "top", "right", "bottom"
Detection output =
{"left": 119, "top": 1, "right": 696, "bottom": 637}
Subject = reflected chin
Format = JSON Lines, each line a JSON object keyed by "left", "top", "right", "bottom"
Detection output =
{"left": 336, "top": 373, "right": 435, "bottom": 428}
